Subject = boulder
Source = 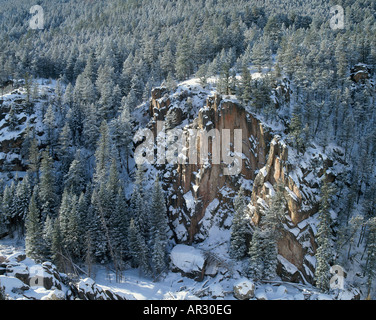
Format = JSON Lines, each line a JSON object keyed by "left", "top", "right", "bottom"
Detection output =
{"left": 0, "top": 275, "right": 29, "bottom": 294}
{"left": 41, "top": 289, "right": 66, "bottom": 300}
{"left": 10, "top": 263, "right": 29, "bottom": 284}
{"left": 69, "top": 277, "right": 125, "bottom": 300}
{"left": 29, "top": 263, "right": 62, "bottom": 290}
{"left": 233, "top": 278, "right": 255, "bottom": 300}
{"left": 170, "top": 244, "right": 206, "bottom": 281}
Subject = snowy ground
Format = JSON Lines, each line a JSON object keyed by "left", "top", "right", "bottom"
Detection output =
{"left": 0, "top": 238, "right": 360, "bottom": 300}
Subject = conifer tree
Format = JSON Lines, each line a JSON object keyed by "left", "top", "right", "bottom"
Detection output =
{"left": 13, "top": 174, "right": 32, "bottom": 235}
{"left": 261, "top": 182, "right": 286, "bottom": 279}
{"left": 93, "top": 120, "right": 110, "bottom": 186}
{"left": 42, "top": 215, "right": 54, "bottom": 259}
{"left": 230, "top": 188, "right": 250, "bottom": 260}
{"left": 288, "top": 111, "right": 304, "bottom": 153}
{"left": 39, "top": 150, "right": 58, "bottom": 220}
{"left": 247, "top": 227, "right": 265, "bottom": 279}
{"left": 83, "top": 103, "right": 99, "bottom": 151}
{"left": 27, "top": 137, "right": 40, "bottom": 185}
{"left": 149, "top": 176, "right": 168, "bottom": 277}
{"left": 128, "top": 218, "right": 150, "bottom": 275}
{"left": 175, "top": 36, "right": 193, "bottom": 80}
{"left": 240, "top": 64, "right": 252, "bottom": 103}
{"left": 64, "top": 149, "right": 87, "bottom": 196}
{"left": 51, "top": 218, "right": 64, "bottom": 271}
{"left": 315, "top": 176, "right": 335, "bottom": 292}
{"left": 25, "top": 191, "right": 44, "bottom": 261}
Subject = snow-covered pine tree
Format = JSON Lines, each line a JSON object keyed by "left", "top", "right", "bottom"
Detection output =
{"left": 96, "top": 62, "right": 115, "bottom": 120}
{"left": 27, "top": 137, "right": 40, "bottom": 185}
{"left": 25, "top": 190, "right": 45, "bottom": 262}
{"left": 262, "top": 182, "right": 286, "bottom": 279}
{"left": 230, "top": 187, "right": 250, "bottom": 260}
{"left": 38, "top": 150, "right": 58, "bottom": 220}
{"left": 13, "top": 174, "right": 32, "bottom": 235}
{"left": 88, "top": 188, "right": 108, "bottom": 263}
{"left": 247, "top": 226, "right": 265, "bottom": 280}
{"left": 64, "top": 149, "right": 87, "bottom": 196}
{"left": 43, "top": 104, "right": 56, "bottom": 146}
{"left": 152, "top": 233, "right": 167, "bottom": 280}
{"left": 288, "top": 109, "right": 304, "bottom": 154}
{"left": 42, "top": 215, "right": 54, "bottom": 259}
{"left": 239, "top": 64, "right": 252, "bottom": 103}
{"left": 51, "top": 217, "right": 64, "bottom": 271}
{"left": 149, "top": 175, "right": 168, "bottom": 277}
{"left": 57, "top": 122, "right": 73, "bottom": 178}
{"left": 315, "top": 176, "right": 335, "bottom": 292}
{"left": 93, "top": 120, "right": 110, "bottom": 186}
{"left": 128, "top": 217, "right": 150, "bottom": 275}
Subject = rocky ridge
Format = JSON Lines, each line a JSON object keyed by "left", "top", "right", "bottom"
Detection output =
{"left": 145, "top": 80, "right": 348, "bottom": 284}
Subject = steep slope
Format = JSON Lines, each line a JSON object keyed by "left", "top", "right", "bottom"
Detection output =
{"left": 141, "top": 79, "right": 348, "bottom": 284}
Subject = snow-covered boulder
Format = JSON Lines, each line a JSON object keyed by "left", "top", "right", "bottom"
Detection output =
{"left": 0, "top": 275, "right": 29, "bottom": 295}
{"left": 170, "top": 244, "right": 206, "bottom": 281}
{"left": 7, "top": 263, "right": 29, "bottom": 284}
{"left": 40, "top": 289, "right": 66, "bottom": 300}
{"left": 29, "top": 262, "right": 63, "bottom": 290}
{"left": 69, "top": 277, "right": 126, "bottom": 300}
{"left": 233, "top": 278, "right": 255, "bottom": 300}
{"left": 210, "top": 283, "right": 224, "bottom": 298}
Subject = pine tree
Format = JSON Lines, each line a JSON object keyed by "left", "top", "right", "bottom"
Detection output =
{"left": 43, "top": 104, "right": 56, "bottom": 145}
{"left": 152, "top": 233, "right": 167, "bottom": 279}
{"left": 261, "top": 182, "right": 286, "bottom": 279}
{"left": 175, "top": 36, "right": 193, "bottom": 80}
{"left": 128, "top": 218, "right": 150, "bottom": 275}
{"left": 13, "top": 174, "right": 32, "bottom": 235}
{"left": 93, "top": 120, "right": 110, "bottom": 185}
{"left": 82, "top": 103, "right": 99, "bottom": 151}
{"left": 57, "top": 123, "right": 73, "bottom": 174}
{"left": 42, "top": 215, "right": 54, "bottom": 259}
{"left": 247, "top": 227, "right": 265, "bottom": 280}
{"left": 96, "top": 63, "right": 115, "bottom": 120}
{"left": 64, "top": 149, "right": 87, "bottom": 196}
{"left": 7, "top": 106, "right": 18, "bottom": 131}
{"left": 230, "top": 188, "right": 250, "bottom": 260}
{"left": 149, "top": 176, "right": 168, "bottom": 277}
{"left": 240, "top": 64, "right": 252, "bottom": 103}
{"left": 38, "top": 150, "right": 58, "bottom": 220}
{"left": 288, "top": 111, "right": 304, "bottom": 153}
{"left": 51, "top": 218, "right": 64, "bottom": 270}
{"left": 88, "top": 189, "right": 108, "bottom": 263}
{"left": 315, "top": 176, "right": 335, "bottom": 292}
{"left": 25, "top": 191, "right": 44, "bottom": 261}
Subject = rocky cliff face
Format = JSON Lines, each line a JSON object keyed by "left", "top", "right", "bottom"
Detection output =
{"left": 147, "top": 81, "right": 346, "bottom": 284}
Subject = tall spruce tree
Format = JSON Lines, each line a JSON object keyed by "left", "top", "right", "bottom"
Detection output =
{"left": 25, "top": 191, "right": 44, "bottom": 261}
{"left": 315, "top": 176, "right": 335, "bottom": 292}
{"left": 230, "top": 187, "right": 250, "bottom": 260}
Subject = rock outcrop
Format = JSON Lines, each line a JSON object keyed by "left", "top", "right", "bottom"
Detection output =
{"left": 0, "top": 247, "right": 126, "bottom": 300}
{"left": 149, "top": 87, "right": 272, "bottom": 244}
{"left": 147, "top": 82, "right": 345, "bottom": 284}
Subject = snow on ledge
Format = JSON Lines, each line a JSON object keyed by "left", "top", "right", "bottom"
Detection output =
{"left": 170, "top": 244, "right": 205, "bottom": 274}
